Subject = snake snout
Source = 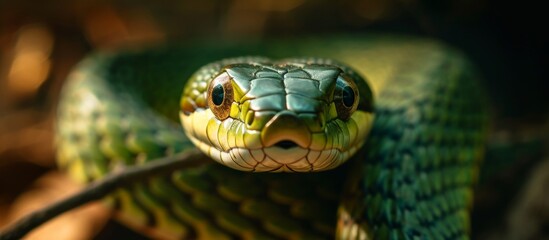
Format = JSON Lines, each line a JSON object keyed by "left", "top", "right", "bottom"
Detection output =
{"left": 261, "top": 111, "right": 312, "bottom": 148}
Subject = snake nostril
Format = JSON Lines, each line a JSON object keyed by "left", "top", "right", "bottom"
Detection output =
{"left": 274, "top": 140, "right": 298, "bottom": 149}
{"left": 245, "top": 111, "right": 255, "bottom": 127}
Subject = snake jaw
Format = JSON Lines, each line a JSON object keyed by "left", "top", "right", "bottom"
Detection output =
{"left": 180, "top": 105, "right": 373, "bottom": 173}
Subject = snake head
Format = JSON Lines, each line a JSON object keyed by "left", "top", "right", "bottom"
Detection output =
{"left": 180, "top": 57, "right": 373, "bottom": 172}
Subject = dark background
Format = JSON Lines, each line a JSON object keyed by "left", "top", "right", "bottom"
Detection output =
{"left": 0, "top": 0, "right": 547, "bottom": 239}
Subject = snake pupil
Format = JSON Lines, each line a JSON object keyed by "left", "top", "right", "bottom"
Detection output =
{"left": 212, "top": 84, "right": 225, "bottom": 106}
{"left": 342, "top": 86, "right": 355, "bottom": 107}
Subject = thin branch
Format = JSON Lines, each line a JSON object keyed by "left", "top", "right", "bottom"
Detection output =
{"left": 0, "top": 149, "right": 206, "bottom": 240}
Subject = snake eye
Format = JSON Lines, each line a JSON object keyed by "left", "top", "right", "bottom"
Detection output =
{"left": 342, "top": 86, "right": 355, "bottom": 108}
{"left": 211, "top": 84, "right": 224, "bottom": 105}
{"left": 207, "top": 72, "right": 233, "bottom": 120}
{"left": 335, "top": 75, "right": 359, "bottom": 120}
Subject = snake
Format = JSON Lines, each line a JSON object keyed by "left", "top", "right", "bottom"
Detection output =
{"left": 56, "top": 35, "right": 488, "bottom": 239}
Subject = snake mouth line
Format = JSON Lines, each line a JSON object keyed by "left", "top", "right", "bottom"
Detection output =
{"left": 187, "top": 133, "right": 361, "bottom": 172}
{"left": 274, "top": 140, "right": 298, "bottom": 149}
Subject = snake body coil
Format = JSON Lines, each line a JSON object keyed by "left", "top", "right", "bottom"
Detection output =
{"left": 56, "top": 35, "right": 487, "bottom": 239}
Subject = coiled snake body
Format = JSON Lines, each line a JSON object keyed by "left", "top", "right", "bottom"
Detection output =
{"left": 56, "top": 35, "right": 487, "bottom": 239}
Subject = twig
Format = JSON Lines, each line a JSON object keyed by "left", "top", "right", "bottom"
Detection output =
{"left": 0, "top": 149, "right": 206, "bottom": 240}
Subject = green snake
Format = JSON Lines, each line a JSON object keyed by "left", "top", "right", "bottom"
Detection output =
{"left": 56, "top": 35, "right": 488, "bottom": 239}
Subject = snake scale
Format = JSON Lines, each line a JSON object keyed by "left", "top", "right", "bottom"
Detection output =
{"left": 56, "top": 35, "right": 488, "bottom": 239}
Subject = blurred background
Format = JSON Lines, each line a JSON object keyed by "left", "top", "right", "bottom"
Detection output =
{"left": 0, "top": 0, "right": 546, "bottom": 239}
